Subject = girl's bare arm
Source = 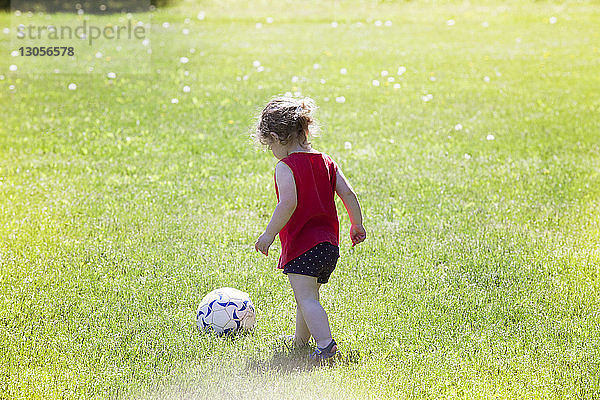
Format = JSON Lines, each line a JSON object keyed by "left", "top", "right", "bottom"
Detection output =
{"left": 255, "top": 162, "right": 297, "bottom": 255}
{"left": 335, "top": 168, "right": 366, "bottom": 246}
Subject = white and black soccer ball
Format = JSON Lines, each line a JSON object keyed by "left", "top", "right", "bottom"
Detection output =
{"left": 196, "top": 287, "right": 256, "bottom": 335}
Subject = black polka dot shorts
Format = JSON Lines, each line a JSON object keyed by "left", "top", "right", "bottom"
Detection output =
{"left": 283, "top": 242, "right": 340, "bottom": 284}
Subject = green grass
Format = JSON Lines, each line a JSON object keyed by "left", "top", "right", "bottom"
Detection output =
{"left": 1, "top": 0, "right": 600, "bottom": 398}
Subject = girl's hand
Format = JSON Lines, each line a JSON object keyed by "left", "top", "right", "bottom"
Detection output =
{"left": 350, "top": 224, "right": 366, "bottom": 247}
{"left": 255, "top": 232, "right": 275, "bottom": 256}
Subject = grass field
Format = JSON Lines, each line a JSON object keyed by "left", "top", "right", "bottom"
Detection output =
{"left": 1, "top": 0, "right": 600, "bottom": 398}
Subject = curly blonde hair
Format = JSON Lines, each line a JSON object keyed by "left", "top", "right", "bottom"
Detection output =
{"left": 253, "top": 96, "right": 320, "bottom": 147}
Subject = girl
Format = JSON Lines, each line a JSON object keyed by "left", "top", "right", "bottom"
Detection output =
{"left": 253, "top": 96, "right": 366, "bottom": 361}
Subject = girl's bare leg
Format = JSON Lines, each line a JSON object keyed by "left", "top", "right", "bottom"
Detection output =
{"left": 288, "top": 273, "right": 333, "bottom": 349}
{"left": 293, "top": 305, "right": 311, "bottom": 346}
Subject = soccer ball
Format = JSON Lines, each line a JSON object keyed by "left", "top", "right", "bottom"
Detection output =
{"left": 196, "top": 287, "right": 256, "bottom": 335}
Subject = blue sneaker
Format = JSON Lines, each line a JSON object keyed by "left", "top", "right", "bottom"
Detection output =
{"left": 309, "top": 339, "right": 338, "bottom": 362}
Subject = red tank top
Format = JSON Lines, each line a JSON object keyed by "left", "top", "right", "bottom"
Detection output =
{"left": 275, "top": 152, "right": 340, "bottom": 269}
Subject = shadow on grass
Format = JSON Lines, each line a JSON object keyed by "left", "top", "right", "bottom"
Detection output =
{"left": 246, "top": 342, "right": 362, "bottom": 374}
